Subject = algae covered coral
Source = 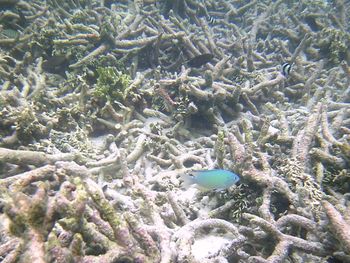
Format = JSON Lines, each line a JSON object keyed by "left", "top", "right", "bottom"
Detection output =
{"left": 0, "top": 0, "right": 350, "bottom": 262}
{"left": 94, "top": 66, "right": 131, "bottom": 102}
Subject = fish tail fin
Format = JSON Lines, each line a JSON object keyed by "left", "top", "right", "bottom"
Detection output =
{"left": 179, "top": 173, "right": 196, "bottom": 188}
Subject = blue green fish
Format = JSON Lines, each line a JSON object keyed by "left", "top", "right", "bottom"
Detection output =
{"left": 182, "top": 169, "right": 240, "bottom": 190}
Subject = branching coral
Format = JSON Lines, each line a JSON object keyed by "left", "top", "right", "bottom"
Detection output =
{"left": 0, "top": 0, "right": 350, "bottom": 262}
{"left": 242, "top": 212, "right": 328, "bottom": 263}
{"left": 0, "top": 162, "right": 162, "bottom": 262}
{"left": 322, "top": 200, "right": 350, "bottom": 255}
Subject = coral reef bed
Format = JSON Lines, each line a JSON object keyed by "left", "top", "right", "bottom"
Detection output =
{"left": 0, "top": 0, "right": 350, "bottom": 262}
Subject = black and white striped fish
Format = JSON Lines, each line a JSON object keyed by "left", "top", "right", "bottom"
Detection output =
{"left": 282, "top": 62, "right": 292, "bottom": 77}
{"left": 206, "top": 15, "right": 216, "bottom": 25}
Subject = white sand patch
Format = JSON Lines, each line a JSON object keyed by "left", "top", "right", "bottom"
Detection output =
{"left": 178, "top": 187, "right": 198, "bottom": 202}
{"left": 192, "top": 235, "right": 231, "bottom": 260}
{"left": 89, "top": 135, "right": 107, "bottom": 150}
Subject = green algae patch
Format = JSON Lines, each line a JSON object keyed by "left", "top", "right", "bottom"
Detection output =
{"left": 94, "top": 66, "right": 131, "bottom": 102}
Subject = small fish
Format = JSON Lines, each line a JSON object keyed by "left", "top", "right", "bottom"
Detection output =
{"left": 304, "top": 16, "right": 320, "bottom": 32}
{"left": 1, "top": 29, "right": 19, "bottom": 39}
{"left": 206, "top": 15, "right": 216, "bottom": 25}
{"left": 326, "top": 256, "right": 344, "bottom": 263}
{"left": 182, "top": 169, "right": 240, "bottom": 190}
{"left": 42, "top": 55, "right": 69, "bottom": 73}
{"left": 282, "top": 62, "right": 292, "bottom": 76}
{"left": 187, "top": 53, "right": 214, "bottom": 68}
{"left": 0, "top": 0, "right": 19, "bottom": 11}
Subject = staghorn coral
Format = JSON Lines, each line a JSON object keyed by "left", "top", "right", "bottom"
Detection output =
{"left": 277, "top": 158, "right": 324, "bottom": 219}
{"left": 0, "top": 0, "right": 350, "bottom": 262}
{"left": 0, "top": 162, "right": 159, "bottom": 262}
{"left": 322, "top": 200, "right": 350, "bottom": 255}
